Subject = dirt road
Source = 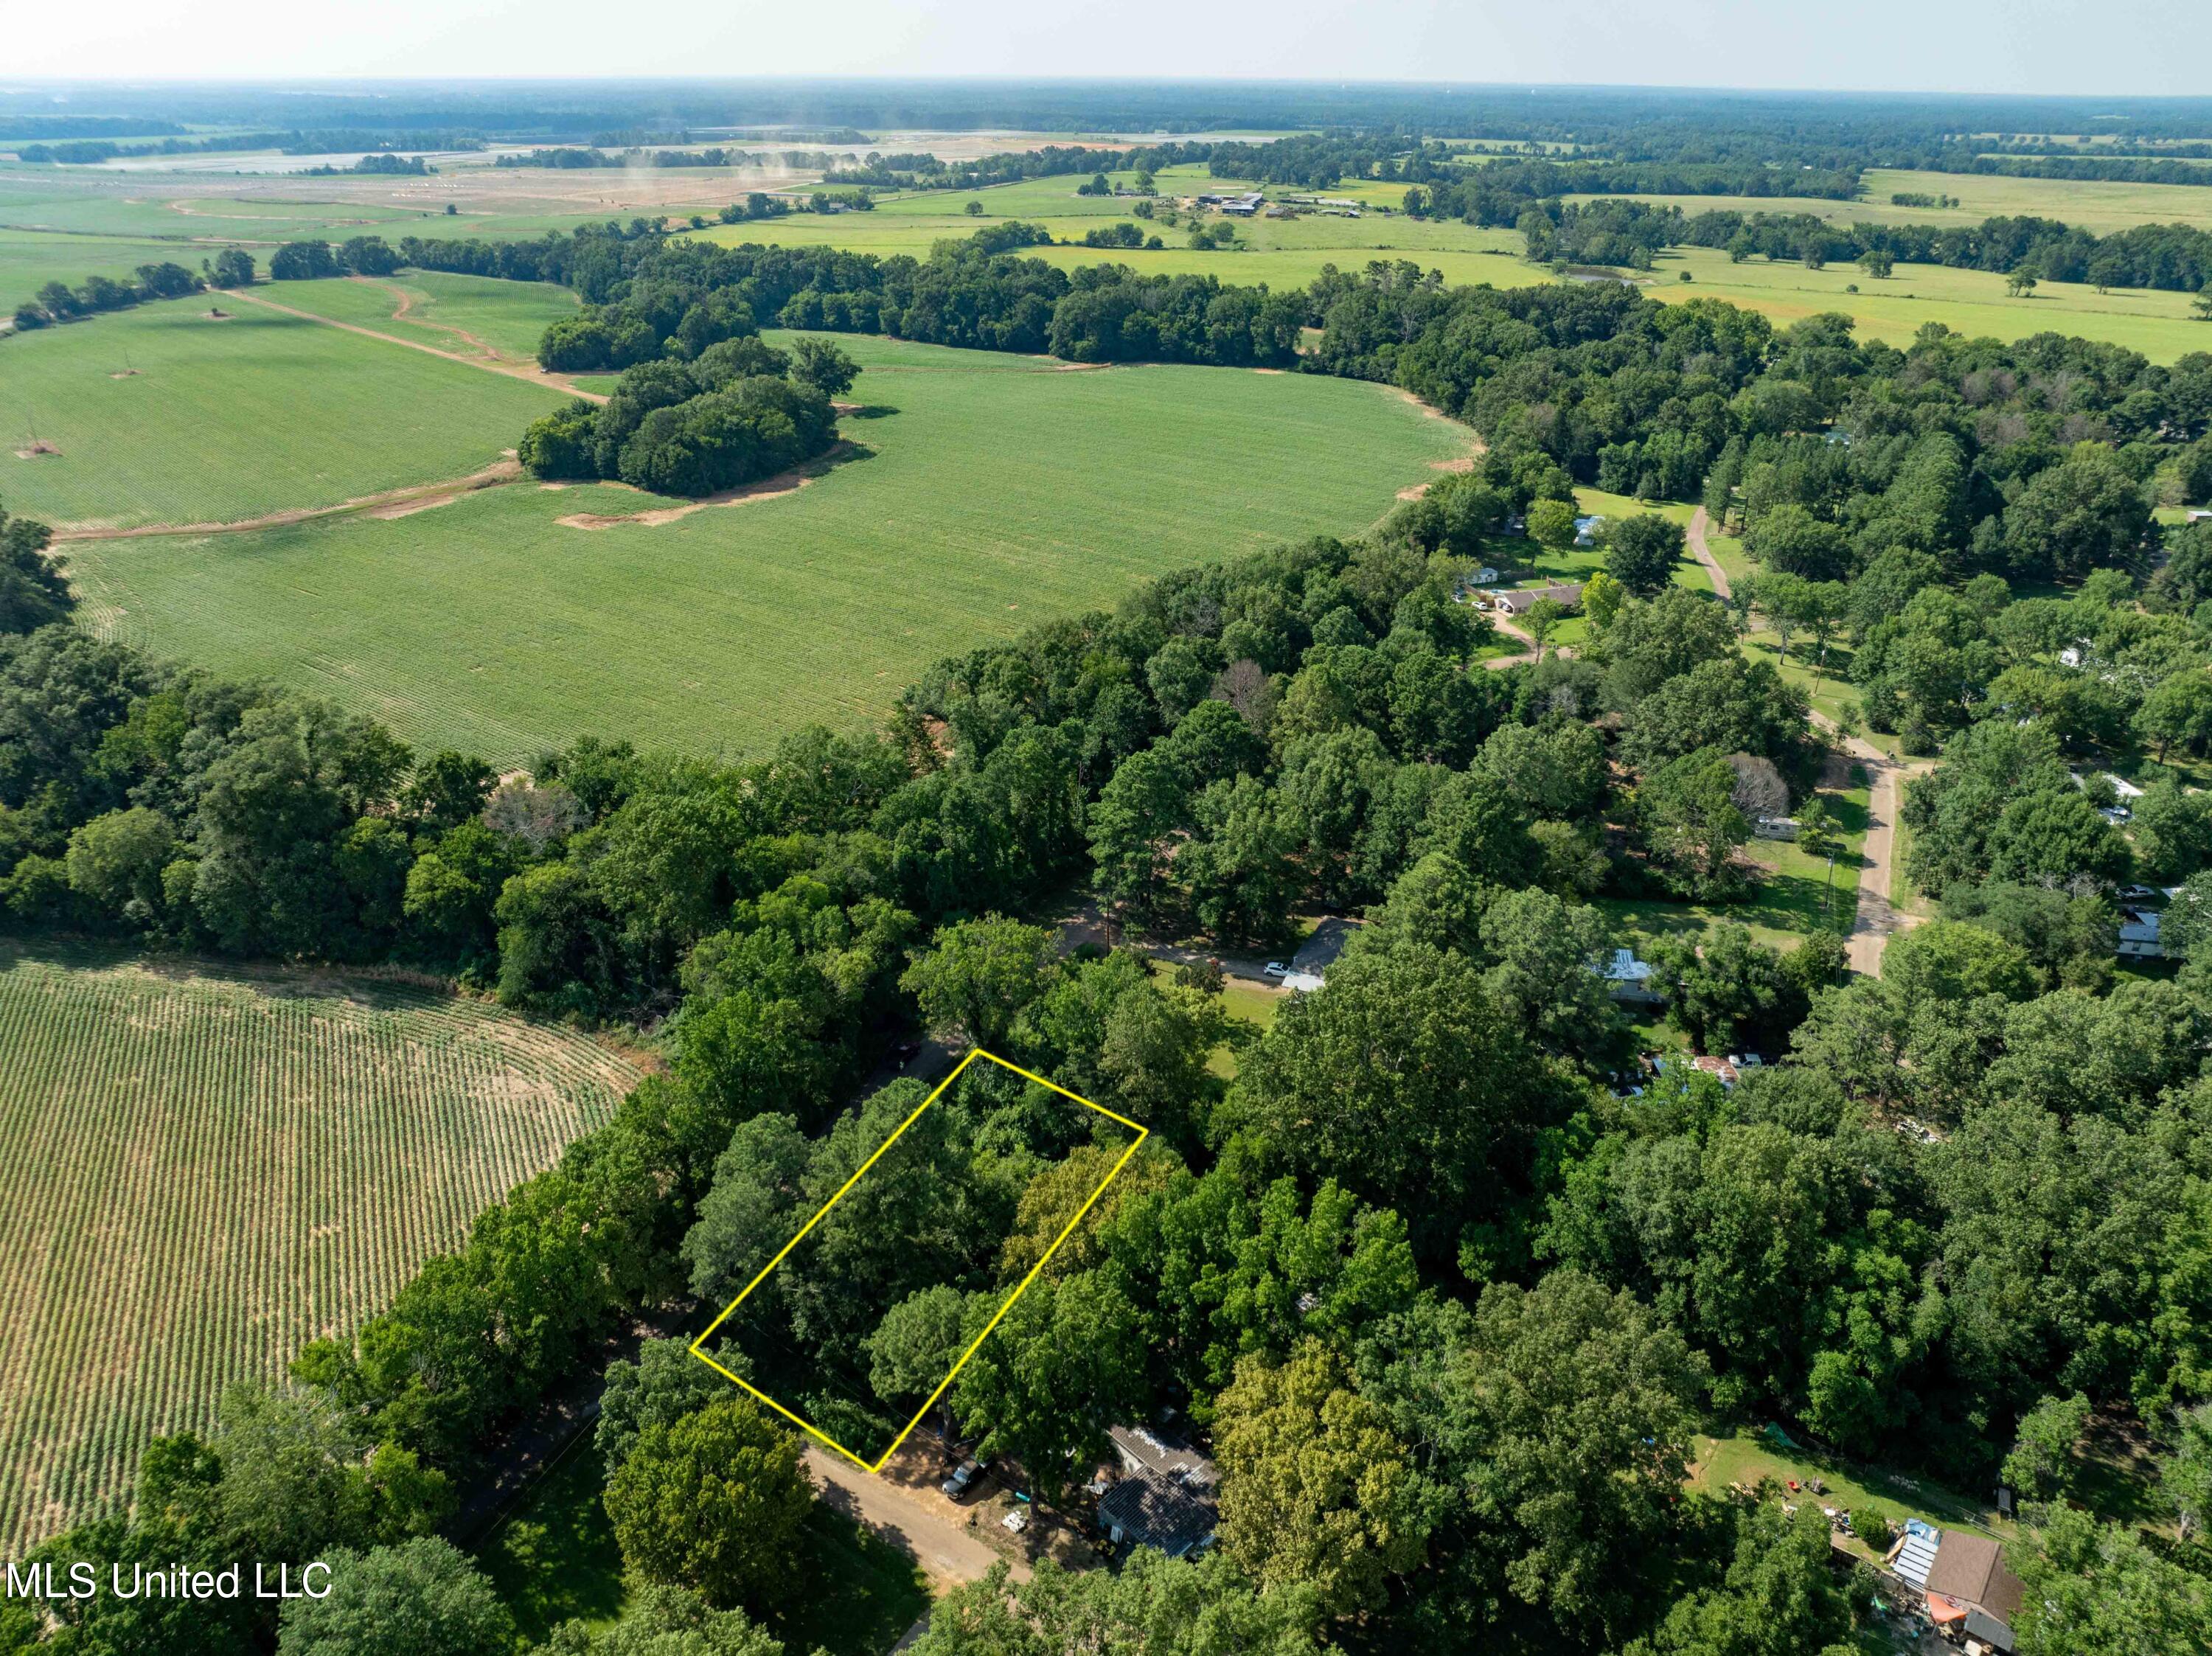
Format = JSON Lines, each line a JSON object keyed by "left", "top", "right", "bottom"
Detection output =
{"left": 1482, "top": 612, "right": 1540, "bottom": 670}
{"left": 1812, "top": 714, "right": 1934, "bottom": 978}
{"left": 1686, "top": 506, "right": 1733, "bottom": 599}
{"left": 805, "top": 1445, "right": 1020, "bottom": 1593}
{"left": 218, "top": 285, "right": 608, "bottom": 402}
{"left": 50, "top": 456, "right": 522, "bottom": 543}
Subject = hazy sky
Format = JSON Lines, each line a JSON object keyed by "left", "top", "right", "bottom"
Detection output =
{"left": 9, "top": 0, "right": 2205, "bottom": 97}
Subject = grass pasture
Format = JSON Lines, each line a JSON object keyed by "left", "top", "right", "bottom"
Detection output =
{"left": 4, "top": 294, "right": 569, "bottom": 529}
{"left": 65, "top": 331, "right": 1471, "bottom": 762}
{"left": 0, "top": 940, "right": 643, "bottom": 1552}
{"left": 1649, "top": 243, "right": 2212, "bottom": 362}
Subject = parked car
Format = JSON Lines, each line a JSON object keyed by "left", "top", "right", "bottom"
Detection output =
{"left": 1262, "top": 961, "right": 1289, "bottom": 979}
{"left": 941, "top": 1458, "right": 986, "bottom": 1499}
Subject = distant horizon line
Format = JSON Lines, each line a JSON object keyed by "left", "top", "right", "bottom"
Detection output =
{"left": 8, "top": 74, "right": 2212, "bottom": 105}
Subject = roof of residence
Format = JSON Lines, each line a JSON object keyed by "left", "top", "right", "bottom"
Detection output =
{"left": 1603, "top": 947, "right": 1654, "bottom": 982}
{"left": 1097, "top": 1468, "right": 1219, "bottom": 1558}
{"left": 1108, "top": 1424, "right": 1215, "bottom": 1483}
{"left": 1922, "top": 1531, "right": 2025, "bottom": 1625}
{"left": 1289, "top": 916, "right": 1357, "bottom": 979}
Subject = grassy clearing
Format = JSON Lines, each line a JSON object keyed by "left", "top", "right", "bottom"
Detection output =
{"left": 66, "top": 330, "right": 1470, "bottom": 762}
{"left": 1597, "top": 772, "right": 1871, "bottom": 961}
{"left": 1568, "top": 168, "right": 2212, "bottom": 237}
{"left": 0, "top": 939, "right": 643, "bottom": 1554}
{"left": 478, "top": 1436, "right": 929, "bottom": 1655}
{"left": 3, "top": 294, "right": 569, "bottom": 529}
{"left": 1689, "top": 1424, "right": 2011, "bottom": 1568}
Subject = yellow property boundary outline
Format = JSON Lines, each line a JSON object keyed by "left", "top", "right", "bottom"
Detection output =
{"left": 689, "top": 1048, "right": 1148, "bottom": 1473}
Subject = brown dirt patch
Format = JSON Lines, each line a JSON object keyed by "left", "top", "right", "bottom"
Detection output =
{"left": 201, "top": 309, "right": 232, "bottom": 320}
{"left": 14, "top": 442, "right": 60, "bottom": 460}
{"left": 108, "top": 370, "right": 142, "bottom": 380}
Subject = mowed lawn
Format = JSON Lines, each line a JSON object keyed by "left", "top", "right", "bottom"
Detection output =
{"left": 0, "top": 939, "right": 643, "bottom": 1554}
{"left": 2, "top": 294, "right": 571, "bottom": 529}
{"left": 66, "top": 332, "right": 1471, "bottom": 762}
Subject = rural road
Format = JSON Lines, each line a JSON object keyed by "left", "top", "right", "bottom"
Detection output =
{"left": 805, "top": 1445, "right": 1022, "bottom": 1593}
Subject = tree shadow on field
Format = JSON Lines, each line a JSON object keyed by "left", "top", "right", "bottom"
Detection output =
{"left": 842, "top": 403, "right": 900, "bottom": 419}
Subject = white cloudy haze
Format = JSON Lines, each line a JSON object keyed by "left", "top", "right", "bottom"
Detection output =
{"left": 5, "top": 0, "right": 2203, "bottom": 96}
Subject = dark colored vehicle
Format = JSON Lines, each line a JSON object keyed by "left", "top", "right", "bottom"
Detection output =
{"left": 941, "top": 1458, "right": 985, "bottom": 1499}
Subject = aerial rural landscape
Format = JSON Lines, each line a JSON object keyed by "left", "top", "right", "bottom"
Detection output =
{"left": 3, "top": 7, "right": 2212, "bottom": 1654}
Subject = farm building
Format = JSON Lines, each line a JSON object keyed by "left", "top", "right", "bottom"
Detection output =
{"left": 1486, "top": 582, "right": 1583, "bottom": 615}
{"left": 1099, "top": 1425, "right": 1220, "bottom": 1559}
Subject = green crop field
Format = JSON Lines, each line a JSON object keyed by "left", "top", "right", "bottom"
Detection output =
{"left": 0, "top": 939, "right": 644, "bottom": 1552}
{"left": 1, "top": 293, "right": 569, "bottom": 529}
{"left": 63, "top": 330, "right": 1470, "bottom": 762}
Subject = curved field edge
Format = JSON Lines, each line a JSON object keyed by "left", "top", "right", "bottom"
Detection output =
{"left": 0, "top": 938, "right": 646, "bottom": 1552}
{"left": 64, "top": 335, "right": 1473, "bottom": 764}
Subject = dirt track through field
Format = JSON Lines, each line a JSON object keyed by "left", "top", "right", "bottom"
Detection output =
{"left": 216, "top": 285, "right": 607, "bottom": 403}
{"left": 48, "top": 458, "right": 524, "bottom": 542}
{"left": 357, "top": 276, "right": 511, "bottom": 363}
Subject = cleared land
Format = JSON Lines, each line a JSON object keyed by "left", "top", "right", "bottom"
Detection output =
{"left": 0, "top": 940, "right": 643, "bottom": 1552}
{"left": 65, "top": 331, "right": 1470, "bottom": 762}
{"left": 3, "top": 294, "right": 569, "bottom": 529}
